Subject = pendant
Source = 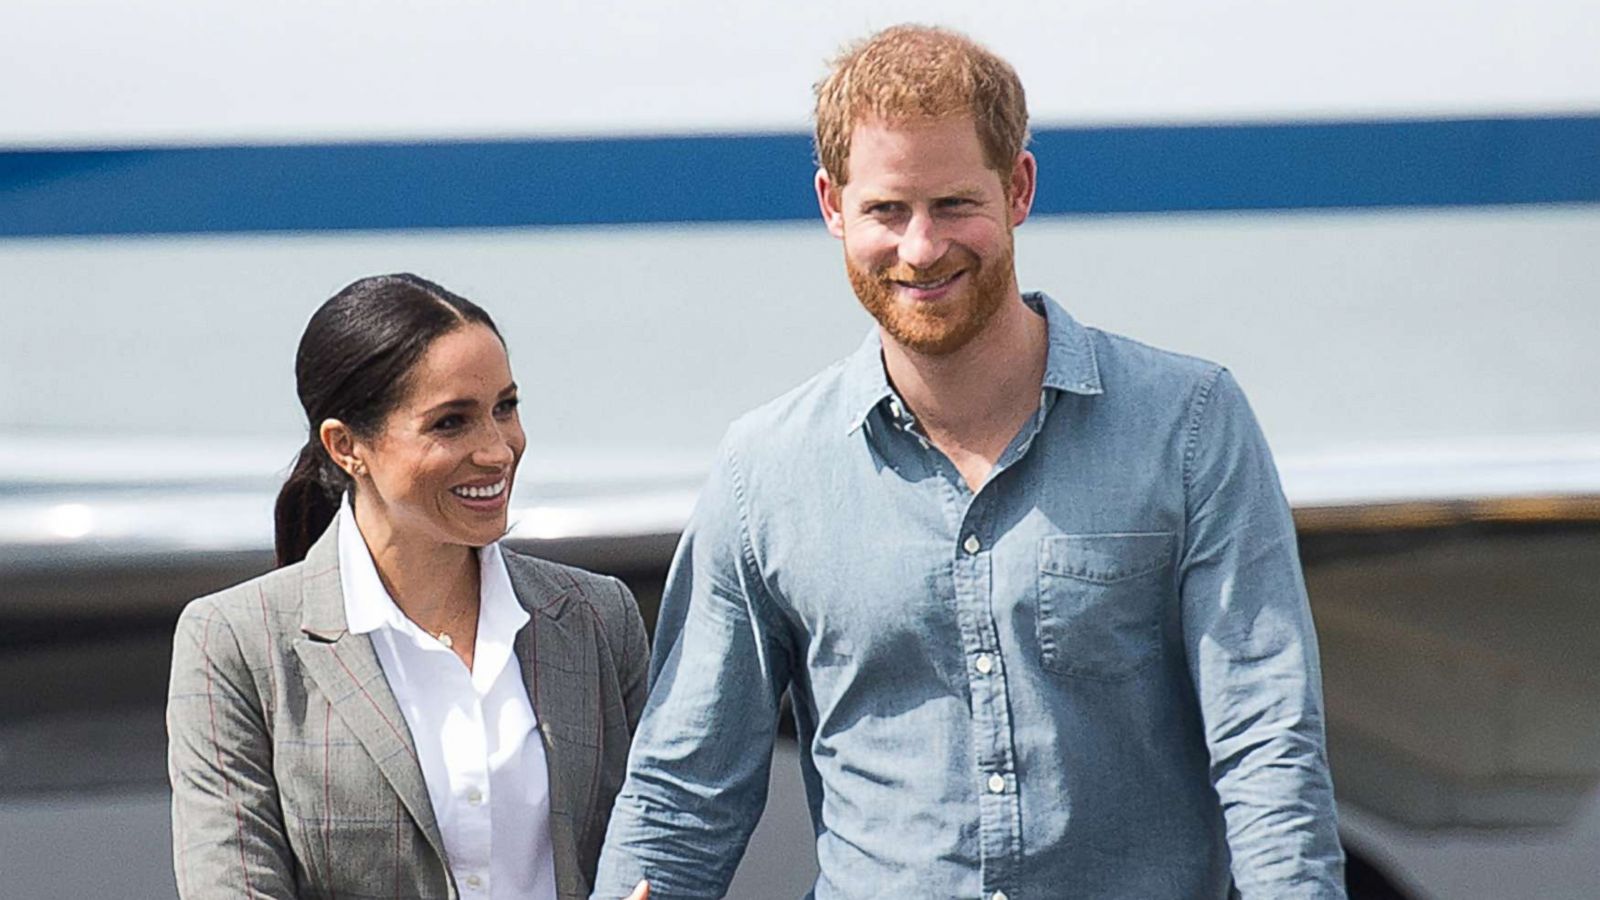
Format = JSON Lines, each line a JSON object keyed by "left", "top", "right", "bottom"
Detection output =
{"left": 438, "top": 631, "right": 454, "bottom": 649}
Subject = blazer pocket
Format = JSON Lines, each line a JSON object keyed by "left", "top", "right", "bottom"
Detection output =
{"left": 1037, "top": 532, "right": 1174, "bottom": 681}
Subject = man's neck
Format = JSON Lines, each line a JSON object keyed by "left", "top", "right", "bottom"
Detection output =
{"left": 882, "top": 293, "right": 1049, "bottom": 489}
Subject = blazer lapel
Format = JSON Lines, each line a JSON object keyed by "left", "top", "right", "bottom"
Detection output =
{"left": 511, "top": 559, "right": 601, "bottom": 899}
{"left": 290, "top": 520, "right": 451, "bottom": 874}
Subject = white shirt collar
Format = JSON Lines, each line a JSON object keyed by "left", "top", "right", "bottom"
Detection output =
{"left": 337, "top": 496, "right": 529, "bottom": 656}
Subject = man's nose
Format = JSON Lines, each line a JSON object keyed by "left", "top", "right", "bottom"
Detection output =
{"left": 898, "top": 212, "right": 947, "bottom": 269}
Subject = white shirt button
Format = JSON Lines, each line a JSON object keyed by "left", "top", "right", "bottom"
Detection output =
{"left": 465, "top": 873, "right": 483, "bottom": 889}
{"left": 466, "top": 787, "right": 483, "bottom": 805}
{"left": 975, "top": 654, "right": 993, "bottom": 675}
{"left": 987, "top": 773, "right": 1006, "bottom": 793}
{"left": 992, "top": 891, "right": 1009, "bottom": 900}
{"left": 963, "top": 535, "right": 981, "bottom": 554}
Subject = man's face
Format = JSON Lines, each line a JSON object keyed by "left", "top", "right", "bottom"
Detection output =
{"left": 817, "top": 116, "right": 1035, "bottom": 356}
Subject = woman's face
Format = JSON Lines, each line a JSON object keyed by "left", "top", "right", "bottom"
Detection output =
{"left": 350, "top": 323, "right": 525, "bottom": 549}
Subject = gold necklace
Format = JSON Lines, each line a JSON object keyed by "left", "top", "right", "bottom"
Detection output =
{"left": 431, "top": 601, "right": 475, "bottom": 650}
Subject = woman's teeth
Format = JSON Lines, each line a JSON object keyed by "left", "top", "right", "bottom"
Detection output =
{"left": 452, "top": 479, "right": 507, "bottom": 500}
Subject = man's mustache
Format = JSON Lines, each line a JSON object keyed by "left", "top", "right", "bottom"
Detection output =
{"left": 874, "top": 258, "right": 969, "bottom": 284}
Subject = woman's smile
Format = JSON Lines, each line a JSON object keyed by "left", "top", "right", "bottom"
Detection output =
{"left": 450, "top": 475, "right": 510, "bottom": 510}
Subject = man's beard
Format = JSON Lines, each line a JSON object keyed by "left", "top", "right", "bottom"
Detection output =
{"left": 846, "top": 234, "right": 1014, "bottom": 357}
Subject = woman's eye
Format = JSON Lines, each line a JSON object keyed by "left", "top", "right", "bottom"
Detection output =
{"left": 432, "top": 414, "right": 466, "bottom": 432}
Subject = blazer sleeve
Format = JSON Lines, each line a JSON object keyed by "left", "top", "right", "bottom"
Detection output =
{"left": 167, "top": 596, "right": 298, "bottom": 899}
{"left": 607, "top": 576, "right": 651, "bottom": 734}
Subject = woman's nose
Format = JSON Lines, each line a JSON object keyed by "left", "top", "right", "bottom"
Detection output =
{"left": 475, "top": 422, "right": 517, "bottom": 468}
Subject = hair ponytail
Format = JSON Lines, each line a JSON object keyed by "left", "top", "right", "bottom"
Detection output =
{"left": 273, "top": 440, "right": 346, "bottom": 566}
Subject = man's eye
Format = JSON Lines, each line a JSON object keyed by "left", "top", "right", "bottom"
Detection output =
{"left": 495, "top": 397, "right": 520, "bottom": 417}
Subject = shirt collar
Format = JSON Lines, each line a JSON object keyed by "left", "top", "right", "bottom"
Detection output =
{"left": 842, "top": 328, "right": 894, "bottom": 434}
{"left": 475, "top": 541, "right": 529, "bottom": 647}
{"left": 843, "top": 291, "right": 1103, "bottom": 434}
{"left": 337, "top": 496, "right": 529, "bottom": 642}
{"left": 1031, "top": 292, "right": 1104, "bottom": 396}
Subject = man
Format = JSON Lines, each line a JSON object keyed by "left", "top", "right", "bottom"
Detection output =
{"left": 595, "top": 24, "right": 1345, "bottom": 899}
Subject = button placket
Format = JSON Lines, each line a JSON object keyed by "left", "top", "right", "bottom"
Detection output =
{"left": 445, "top": 687, "right": 494, "bottom": 881}
{"left": 955, "top": 496, "right": 1021, "bottom": 891}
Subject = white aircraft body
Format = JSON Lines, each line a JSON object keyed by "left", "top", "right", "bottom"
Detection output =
{"left": 2, "top": 1, "right": 1598, "bottom": 895}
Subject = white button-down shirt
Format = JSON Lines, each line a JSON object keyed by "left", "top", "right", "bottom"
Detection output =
{"left": 338, "top": 500, "right": 556, "bottom": 899}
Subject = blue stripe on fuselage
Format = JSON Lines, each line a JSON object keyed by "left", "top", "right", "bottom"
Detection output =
{"left": 2, "top": 115, "right": 1597, "bottom": 237}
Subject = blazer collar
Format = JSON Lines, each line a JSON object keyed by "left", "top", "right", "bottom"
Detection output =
{"left": 291, "top": 516, "right": 452, "bottom": 887}
{"left": 293, "top": 520, "right": 602, "bottom": 898}
{"left": 297, "top": 517, "right": 350, "bottom": 640}
{"left": 504, "top": 550, "right": 600, "bottom": 899}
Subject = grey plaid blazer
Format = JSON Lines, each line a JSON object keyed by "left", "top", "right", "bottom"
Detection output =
{"left": 166, "top": 518, "right": 649, "bottom": 899}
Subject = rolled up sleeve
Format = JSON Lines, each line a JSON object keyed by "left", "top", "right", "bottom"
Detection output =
{"left": 1178, "top": 368, "right": 1346, "bottom": 897}
{"left": 593, "top": 435, "right": 796, "bottom": 899}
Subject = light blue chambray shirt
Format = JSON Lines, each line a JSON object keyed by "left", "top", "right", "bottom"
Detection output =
{"left": 594, "top": 294, "right": 1344, "bottom": 899}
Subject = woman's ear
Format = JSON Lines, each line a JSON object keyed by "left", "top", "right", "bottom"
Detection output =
{"left": 318, "top": 419, "right": 363, "bottom": 477}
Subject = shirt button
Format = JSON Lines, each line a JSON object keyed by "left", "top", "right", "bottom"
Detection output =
{"left": 466, "top": 787, "right": 483, "bottom": 805}
{"left": 987, "top": 773, "right": 1006, "bottom": 793}
{"left": 975, "top": 654, "right": 993, "bottom": 675}
{"left": 465, "top": 874, "right": 483, "bottom": 889}
{"left": 992, "top": 892, "right": 1009, "bottom": 900}
{"left": 963, "top": 535, "right": 981, "bottom": 554}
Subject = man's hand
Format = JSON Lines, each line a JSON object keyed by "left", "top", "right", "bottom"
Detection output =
{"left": 624, "top": 879, "right": 650, "bottom": 900}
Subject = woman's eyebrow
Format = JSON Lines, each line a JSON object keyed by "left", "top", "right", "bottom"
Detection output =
{"left": 417, "top": 397, "right": 477, "bottom": 417}
{"left": 417, "top": 383, "right": 517, "bottom": 417}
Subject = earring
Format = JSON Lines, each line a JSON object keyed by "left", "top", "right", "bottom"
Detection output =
{"left": 350, "top": 460, "right": 366, "bottom": 477}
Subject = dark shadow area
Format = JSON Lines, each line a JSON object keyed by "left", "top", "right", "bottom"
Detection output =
{"left": 1345, "top": 848, "right": 1415, "bottom": 899}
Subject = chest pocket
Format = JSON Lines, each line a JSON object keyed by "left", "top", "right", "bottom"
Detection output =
{"left": 1037, "top": 532, "right": 1175, "bottom": 680}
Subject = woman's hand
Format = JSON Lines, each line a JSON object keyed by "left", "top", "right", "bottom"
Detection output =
{"left": 624, "top": 879, "right": 650, "bottom": 900}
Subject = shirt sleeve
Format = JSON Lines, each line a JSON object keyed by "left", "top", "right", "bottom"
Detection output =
{"left": 1178, "top": 367, "right": 1347, "bottom": 897}
{"left": 167, "top": 597, "right": 299, "bottom": 899}
{"left": 592, "top": 434, "right": 797, "bottom": 899}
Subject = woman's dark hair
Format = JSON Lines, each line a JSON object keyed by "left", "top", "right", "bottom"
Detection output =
{"left": 274, "top": 273, "right": 502, "bottom": 566}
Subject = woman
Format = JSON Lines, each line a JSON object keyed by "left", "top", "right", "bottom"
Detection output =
{"left": 167, "top": 274, "right": 650, "bottom": 900}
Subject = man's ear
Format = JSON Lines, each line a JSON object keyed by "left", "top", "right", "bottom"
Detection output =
{"left": 1007, "top": 150, "right": 1038, "bottom": 228}
{"left": 318, "top": 418, "right": 361, "bottom": 477}
{"left": 815, "top": 167, "right": 846, "bottom": 238}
